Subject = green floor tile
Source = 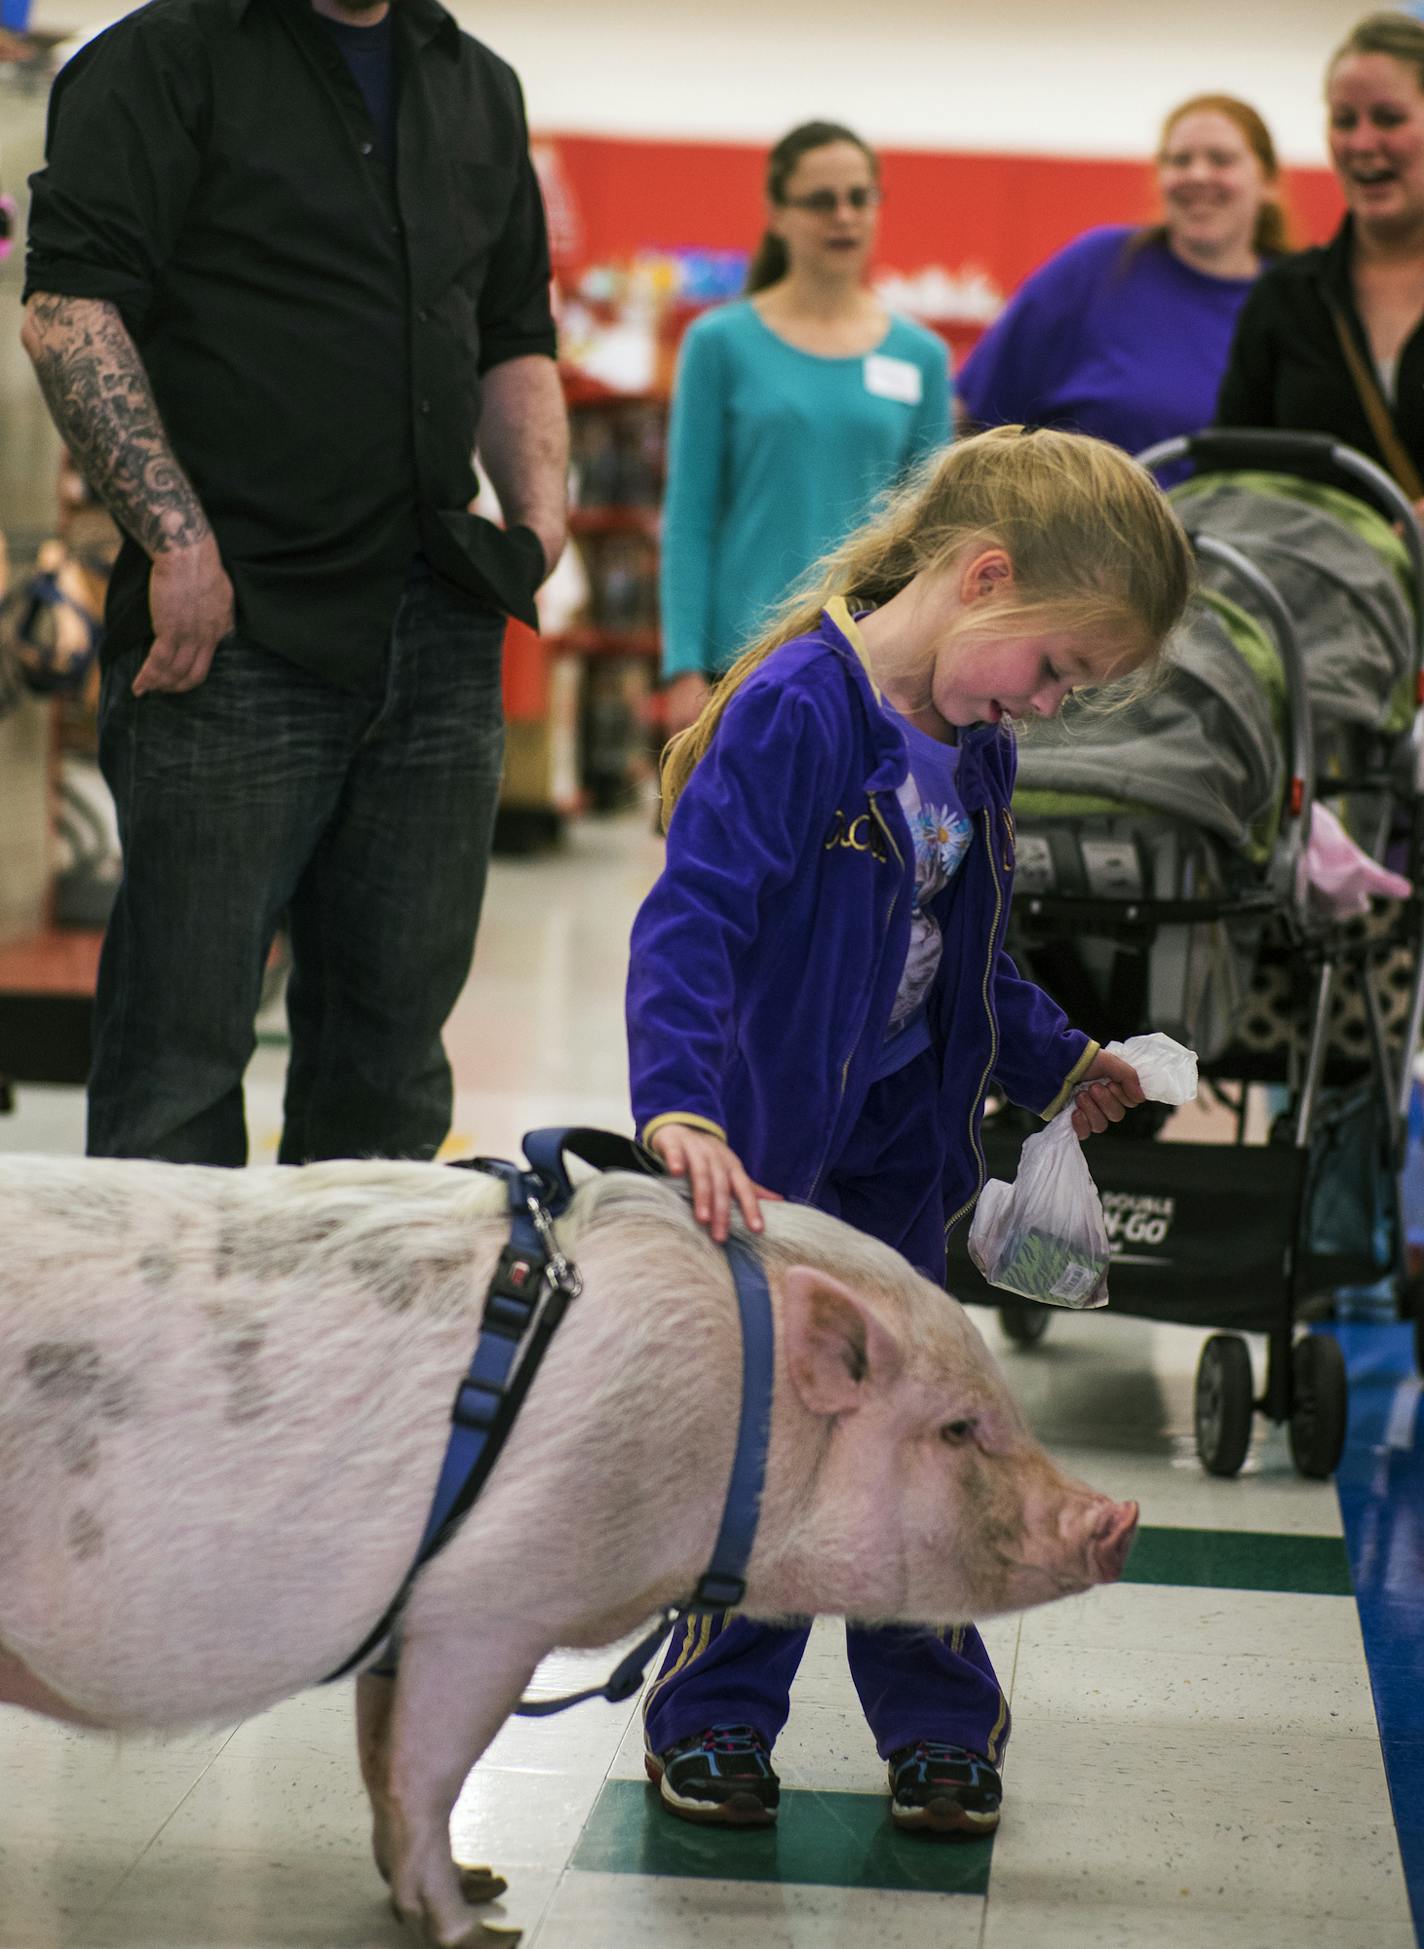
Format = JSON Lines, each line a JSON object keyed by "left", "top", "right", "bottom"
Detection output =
{"left": 1126, "top": 1524, "right": 1353, "bottom": 1595}
{"left": 571, "top": 1778, "right": 993, "bottom": 1893}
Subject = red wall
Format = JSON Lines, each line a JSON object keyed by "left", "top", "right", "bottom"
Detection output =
{"left": 539, "top": 132, "right": 1344, "bottom": 294}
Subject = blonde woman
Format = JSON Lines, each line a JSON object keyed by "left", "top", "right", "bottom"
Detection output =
{"left": 627, "top": 427, "right": 1193, "bottom": 1835}
{"left": 962, "top": 95, "right": 1286, "bottom": 452}
{"left": 1218, "top": 13, "right": 1424, "bottom": 506}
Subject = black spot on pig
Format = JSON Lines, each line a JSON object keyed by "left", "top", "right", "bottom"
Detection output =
{"left": 202, "top": 1308, "right": 271, "bottom": 1422}
{"left": 26, "top": 1342, "right": 103, "bottom": 1398}
{"left": 68, "top": 1509, "right": 104, "bottom": 1560}
{"left": 345, "top": 1243, "right": 474, "bottom": 1318}
{"left": 24, "top": 1343, "right": 136, "bottom": 1477}
{"left": 98, "top": 1373, "right": 138, "bottom": 1423}
{"left": 138, "top": 1247, "right": 179, "bottom": 1288}
{"left": 215, "top": 1210, "right": 346, "bottom": 1285}
{"left": 27, "top": 1183, "right": 133, "bottom": 1237}
{"left": 25, "top": 1344, "right": 137, "bottom": 1422}
{"left": 347, "top": 1247, "right": 416, "bottom": 1313}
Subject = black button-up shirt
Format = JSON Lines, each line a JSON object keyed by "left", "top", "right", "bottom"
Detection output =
{"left": 1216, "top": 216, "right": 1424, "bottom": 484}
{"left": 24, "top": 0, "right": 556, "bottom": 685}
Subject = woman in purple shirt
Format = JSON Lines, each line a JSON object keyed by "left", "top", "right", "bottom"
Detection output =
{"left": 959, "top": 95, "right": 1287, "bottom": 454}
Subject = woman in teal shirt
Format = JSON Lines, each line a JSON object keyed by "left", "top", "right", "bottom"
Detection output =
{"left": 659, "top": 120, "right": 952, "bottom": 731}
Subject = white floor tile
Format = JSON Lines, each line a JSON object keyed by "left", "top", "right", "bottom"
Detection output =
{"left": 529, "top": 1870, "right": 985, "bottom": 1949}
{"left": 982, "top": 1899, "right": 1415, "bottom": 1949}
{"left": 1009, "top": 1636, "right": 1382, "bottom": 1740}
{"left": 1020, "top": 1581, "right": 1366, "bottom": 1663}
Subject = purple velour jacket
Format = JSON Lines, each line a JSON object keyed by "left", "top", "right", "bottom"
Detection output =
{"left": 627, "top": 605, "right": 1097, "bottom": 1233}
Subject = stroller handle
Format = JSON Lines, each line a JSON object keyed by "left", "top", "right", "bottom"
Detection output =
{"left": 1141, "top": 428, "right": 1345, "bottom": 474}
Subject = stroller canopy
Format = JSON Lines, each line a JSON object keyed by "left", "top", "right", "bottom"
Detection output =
{"left": 1014, "top": 471, "right": 1417, "bottom": 860}
{"left": 1014, "top": 588, "right": 1283, "bottom": 860}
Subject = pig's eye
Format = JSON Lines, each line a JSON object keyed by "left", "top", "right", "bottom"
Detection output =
{"left": 940, "top": 1418, "right": 977, "bottom": 1444}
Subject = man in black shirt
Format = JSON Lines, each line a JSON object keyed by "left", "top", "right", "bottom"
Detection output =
{"left": 21, "top": 0, "right": 568, "bottom": 1167}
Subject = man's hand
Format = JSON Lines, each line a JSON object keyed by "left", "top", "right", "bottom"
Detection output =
{"left": 1070, "top": 1048, "right": 1145, "bottom": 1140}
{"left": 648, "top": 1123, "right": 783, "bottom": 1243}
{"left": 135, "top": 535, "right": 234, "bottom": 694}
{"left": 662, "top": 671, "right": 710, "bottom": 737}
{"left": 478, "top": 354, "right": 569, "bottom": 587}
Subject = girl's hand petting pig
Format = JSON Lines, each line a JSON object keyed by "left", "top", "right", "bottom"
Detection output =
{"left": 1070, "top": 1048, "right": 1145, "bottom": 1140}
{"left": 649, "top": 1122, "right": 783, "bottom": 1242}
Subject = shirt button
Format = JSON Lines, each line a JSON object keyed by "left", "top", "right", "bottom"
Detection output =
{"left": 360, "top": 140, "right": 374, "bottom": 156}
{"left": 419, "top": 398, "right": 431, "bottom": 414}
{"left": 417, "top": 306, "right": 430, "bottom": 324}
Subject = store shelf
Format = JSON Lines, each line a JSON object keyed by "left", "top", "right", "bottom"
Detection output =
{"left": 0, "top": 925, "right": 101, "bottom": 1087}
{"left": 560, "top": 368, "right": 666, "bottom": 410}
{"left": 548, "top": 627, "right": 660, "bottom": 659}
{"left": 568, "top": 506, "right": 660, "bottom": 539}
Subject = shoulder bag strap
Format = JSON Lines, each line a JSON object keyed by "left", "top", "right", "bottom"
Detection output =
{"left": 1327, "top": 299, "right": 1424, "bottom": 502}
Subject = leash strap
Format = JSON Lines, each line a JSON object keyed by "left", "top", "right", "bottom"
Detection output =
{"left": 325, "top": 1130, "right": 774, "bottom": 1709}
{"left": 323, "top": 1130, "right": 660, "bottom": 1684}
{"left": 512, "top": 1233, "right": 775, "bottom": 1715}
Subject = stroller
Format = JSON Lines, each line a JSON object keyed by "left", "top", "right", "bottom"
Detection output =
{"left": 945, "top": 429, "right": 1424, "bottom": 1480}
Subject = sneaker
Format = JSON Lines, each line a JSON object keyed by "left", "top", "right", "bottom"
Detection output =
{"left": 887, "top": 1739, "right": 1001, "bottom": 1835}
{"left": 644, "top": 1723, "right": 780, "bottom": 1826}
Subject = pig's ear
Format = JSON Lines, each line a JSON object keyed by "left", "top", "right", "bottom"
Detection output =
{"left": 779, "top": 1265, "right": 903, "bottom": 1416}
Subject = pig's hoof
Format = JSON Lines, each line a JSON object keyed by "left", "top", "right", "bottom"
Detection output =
{"left": 457, "top": 1864, "right": 509, "bottom": 1904}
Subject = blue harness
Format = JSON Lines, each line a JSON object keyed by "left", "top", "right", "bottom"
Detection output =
{"left": 324, "top": 1127, "right": 775, "bottom": 1711}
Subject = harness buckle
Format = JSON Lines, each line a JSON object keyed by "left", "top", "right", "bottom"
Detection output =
{"left": 484, "top": 1244, "right": 545, "bottom": 1337}
{"left": 691, "top": 1570, "right": 746, "bottom": 1609}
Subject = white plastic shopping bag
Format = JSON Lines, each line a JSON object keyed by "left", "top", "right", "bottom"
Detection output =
{"left": 968, "top": 1033, "right": 1198, "bottom": 1310}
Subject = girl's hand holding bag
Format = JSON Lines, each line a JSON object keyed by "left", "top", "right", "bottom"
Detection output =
{"left": 967, "top": 1033, "right": 1198, "bottom": 1310}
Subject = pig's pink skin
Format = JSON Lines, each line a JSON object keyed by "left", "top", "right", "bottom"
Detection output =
{"left": 0, "top": 1156, "right": 1136, "bottom": 1947}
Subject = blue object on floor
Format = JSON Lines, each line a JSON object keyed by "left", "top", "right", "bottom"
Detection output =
{"left": 1402, "top": 1074, "right": 1424, "bottom": 1254}
{"left": 1332, "top": 1323, "right": 1424, "bottom": 1945}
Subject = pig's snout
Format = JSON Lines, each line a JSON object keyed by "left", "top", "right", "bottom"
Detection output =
{"left": 1090, "top": 1499, "right": 1139, "bottom": 1583}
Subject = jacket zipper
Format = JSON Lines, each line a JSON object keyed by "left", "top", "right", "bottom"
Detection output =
{"left": 944, "top": 806, "right": 1003, "bottom": 1238}
{"left": 807, "top": 795, "right": 903, "bottom": 1204}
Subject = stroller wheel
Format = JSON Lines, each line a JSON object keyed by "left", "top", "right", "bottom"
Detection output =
{"left": 1194, "top": 1334, "right": 1254, "bottom": 1477}
{"left": 1288, "top": 1335, "right": 1348, "bottom": 1480}
{"left": 999, "top": 1301, "right": 1051, "bottom": 1346}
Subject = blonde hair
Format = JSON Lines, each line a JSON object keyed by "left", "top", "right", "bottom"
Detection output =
{"left": 1152, "top": 93, "right": 1290, "bottom": 258}
{"left": 1329, "top": 12, "right": 1424, "bottom": 93}
{"left": 661, "top": 426, "right": 1194, "bottom": 821}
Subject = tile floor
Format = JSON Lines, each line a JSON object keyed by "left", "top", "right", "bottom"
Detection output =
{"left": 1, "top": 810, "right": 1419, "bottom": 1948}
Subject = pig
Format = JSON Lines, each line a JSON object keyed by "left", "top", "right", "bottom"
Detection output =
{"left": 0, "top": 1152, "right": 1137, "bottom": 1946}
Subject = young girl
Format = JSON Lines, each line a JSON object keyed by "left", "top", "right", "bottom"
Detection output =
{"left": 626, "top": 425, "right": 1194, "bottom": 1835}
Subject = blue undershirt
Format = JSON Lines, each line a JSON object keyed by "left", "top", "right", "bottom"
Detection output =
{"left": 317, "top": 8, "right": 396, "bottom": 169}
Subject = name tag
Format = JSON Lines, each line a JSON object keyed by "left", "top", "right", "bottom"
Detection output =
{"left": 863, "top": 353, "right": 923, "bottom": 405}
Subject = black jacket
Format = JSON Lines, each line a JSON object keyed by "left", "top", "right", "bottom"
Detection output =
{"left": 1216, "top": 216, "right": 1424, "bottom": 486}
{"left": 25, "top": 0, "right": 556, "bottom": 683}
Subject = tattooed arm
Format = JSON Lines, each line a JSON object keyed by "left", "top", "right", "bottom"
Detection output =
{"left": 21, "top": 292, "right": 233, "bottom": 694}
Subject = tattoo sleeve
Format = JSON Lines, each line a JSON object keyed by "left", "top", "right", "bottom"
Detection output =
{"left": 21, "top": 293, "right": 210, "bottom": 555}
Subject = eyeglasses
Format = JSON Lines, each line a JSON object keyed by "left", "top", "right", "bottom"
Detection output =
{"left": 779, "top": 186, "right": 881, "bottom": 215}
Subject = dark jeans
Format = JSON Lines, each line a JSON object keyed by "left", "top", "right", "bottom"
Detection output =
{"left": 89, "top": 560, "right": 505, "bottom": 1166}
